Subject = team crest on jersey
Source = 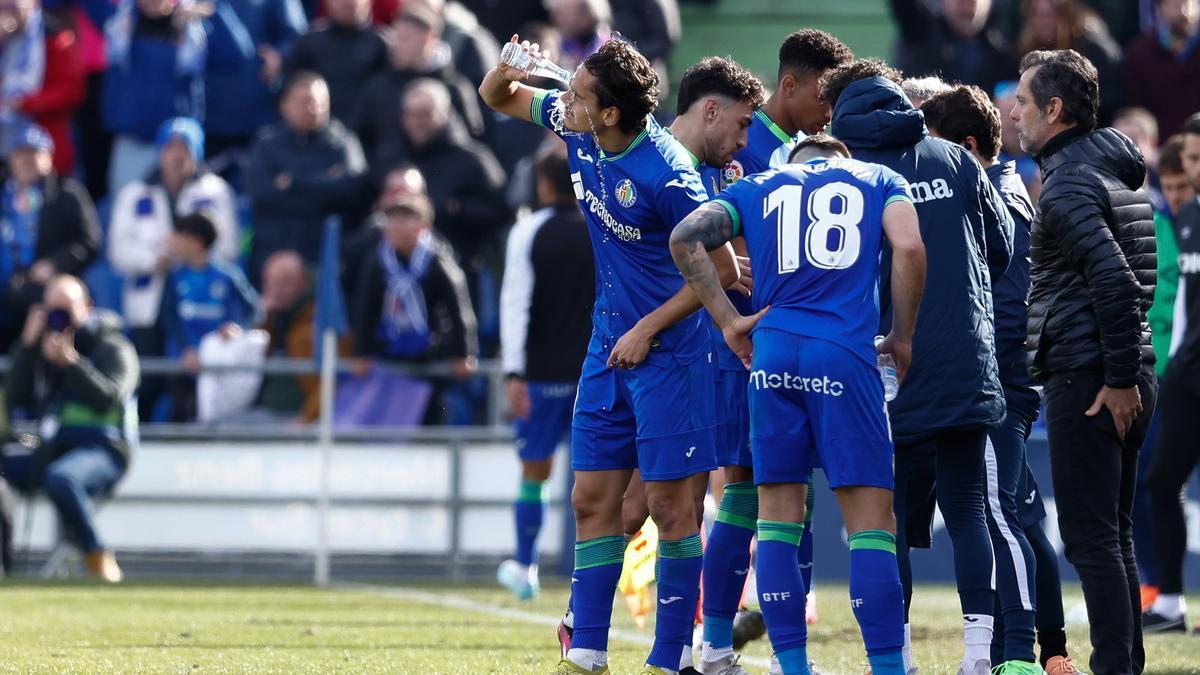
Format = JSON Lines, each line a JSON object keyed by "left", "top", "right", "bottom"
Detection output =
{"left": 722, "top": 160, "right": 745, "bottom": 186}
{"left": 615, "top": 179, "right": 637, "bottom": 207}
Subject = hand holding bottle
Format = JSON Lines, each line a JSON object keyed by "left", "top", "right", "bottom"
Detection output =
{"left": 499, "top": 35, "right": 571, "bottom": 85}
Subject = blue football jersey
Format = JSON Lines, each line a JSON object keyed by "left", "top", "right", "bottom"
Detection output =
{"left": 723, "top": 109, "right": 802, "bottom": 185}
{"left": 531, "top": 89, "right": 711, "bottom": 361}
{"left": 712, "top": 157, "right": 911, "bottom": 364}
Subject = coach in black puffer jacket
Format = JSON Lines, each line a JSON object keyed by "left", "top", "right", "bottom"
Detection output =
{"left": 1016, "top": 49, "right": 1155, "bottom": 675}
{"left": 1027, "top": 126, "right": 1156, "bottom": 383}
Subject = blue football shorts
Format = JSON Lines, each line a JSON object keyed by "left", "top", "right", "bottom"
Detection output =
{"left": 749, "top": 328, "right": 893, "bottom": 489}
{"left": 515, "top": 381, "right": 577, "bottom": 461}
{"left": 572, "top": 338, "right": 717, "bottom": 482}
{"left": 715, "top": 367, "right": 753, "bottom": 469}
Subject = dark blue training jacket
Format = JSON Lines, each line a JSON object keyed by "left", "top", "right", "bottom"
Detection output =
{"left": 986, "top": 160, "right": 1040, "bottom": 414}
{"left": 830, "top": 76, "right": 1014, "bottom": 442}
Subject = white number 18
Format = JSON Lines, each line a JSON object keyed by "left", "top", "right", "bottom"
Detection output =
{"left": 764, "top": 181, "right": 864, "bottom": 273}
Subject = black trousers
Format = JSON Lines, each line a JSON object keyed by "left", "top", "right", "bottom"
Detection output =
{"left": 894, "top": 426, "right": 995, "bottom": 621}
{"left": 1043, "top": 366, "right": 1156, "bottom": 675}
{"left": 1145, "top": 361, "right": 1200, "bottom": 596}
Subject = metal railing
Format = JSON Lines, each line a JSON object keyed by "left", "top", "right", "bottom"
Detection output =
{"left": 0, "top": 355, "right": 512, "bottom": 427}
{"left": 1, "top": 355, "right": 578, "bottom": 582}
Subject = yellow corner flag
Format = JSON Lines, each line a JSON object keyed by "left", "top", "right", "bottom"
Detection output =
{"left": 617, "top": 517, "right": 658, "bottom": 629}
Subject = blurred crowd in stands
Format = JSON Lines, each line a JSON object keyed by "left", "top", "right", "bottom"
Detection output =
{"left": 0, "top": 0, "right": 1197, "bottom": 425}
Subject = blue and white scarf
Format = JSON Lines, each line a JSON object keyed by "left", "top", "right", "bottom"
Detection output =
{"left": 105, "top": 0, "right": 207, "bottom": 75}
{"left": 0, "top": 178, "right": 43, "bottom": 285}
{"left": 378, "top": 232, "right": 435, "bottom": 359}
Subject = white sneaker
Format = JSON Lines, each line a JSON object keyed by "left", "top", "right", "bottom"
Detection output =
{"left": 956, "top": 660, "right": 991, "bottom": 675}
{"left": 496, "top": 559, "right": 539, "bottom": 600}
{"left": 696, "top": 653, "right": 750, "bottom": 675}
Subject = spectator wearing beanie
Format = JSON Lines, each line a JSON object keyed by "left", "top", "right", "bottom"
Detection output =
{"left": 0, "top": 124, "right": 100, "bottom": 352}
{"left": 107, "top": 117, "right": 239, "bottom": 418}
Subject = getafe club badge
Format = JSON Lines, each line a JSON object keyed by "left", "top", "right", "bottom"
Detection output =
{"left": 615, "top": 179, "right": 637, "bottom": 208}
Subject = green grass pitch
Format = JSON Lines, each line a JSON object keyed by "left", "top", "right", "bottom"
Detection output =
{"left": 0, "top": 581, "right": 1198, "bottom": 673}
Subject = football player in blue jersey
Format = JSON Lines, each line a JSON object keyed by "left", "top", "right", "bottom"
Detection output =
{"left": 713, "top": 34, "right": 854, "bottom": 655}
{"left": 723, "top": 30, "right": 854, "bottom": 182}
{"left": 481, "top": 37, "right": 743, "bottom": 675}
{"left": 670, "top": 135, "right": 926, "bottom": 675}
{"left": 624, "top": 55, "right": 763, "bottom": 674}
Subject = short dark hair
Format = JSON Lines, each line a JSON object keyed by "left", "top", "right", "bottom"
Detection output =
{"left": 1018, "top": 49, "right": 1099, "bottom": 131}
{"left": 282, "top": 70, "right": 326, "bottom": 98}
{"left": 535, "top": 144, "right": 574, "bottom": 202}
{"left": 788, "top": 133, "right": 851, "bottom": 162}
{"left": 819, "top": 58, "right": 903, "bottom": 110}
{"left": 174, "top": 212, "right": 219, "bottom": 250}
{"left": 1160, "top": 135, "right": 1187, "bottom": 176}
{"left": 583, "top": 38, "right": 660, "bottom": 135}
{"left": 778, "top": 29, "right": 854, "bottom": 82}
{"left": 920, "top": 85, "right": 1002, "bottom": 161}
{"left": 675, "top": 57, "right": 765, "bottom": 117}
{"left": 1184, "top": 112, "right": 1200, "bottom": 136}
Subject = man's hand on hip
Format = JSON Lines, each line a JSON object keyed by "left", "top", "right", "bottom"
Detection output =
{"left": 1085, "top": 384, "right": 1143, "bottom": 440}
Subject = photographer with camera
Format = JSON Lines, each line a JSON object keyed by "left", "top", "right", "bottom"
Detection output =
{"left": 2, "top": 275, "right": 139, "bottom": 583}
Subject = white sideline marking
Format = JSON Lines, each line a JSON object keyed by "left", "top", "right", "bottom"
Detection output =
{"left": 336, "top": 581, "right": 772, "bottom": 669}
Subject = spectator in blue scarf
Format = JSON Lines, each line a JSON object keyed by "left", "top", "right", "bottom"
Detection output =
{"left": 0, "top": 124, "right": 100, "bottom": 352}
{"left": 351, "top": 193, "right": 476, "bottom": 376}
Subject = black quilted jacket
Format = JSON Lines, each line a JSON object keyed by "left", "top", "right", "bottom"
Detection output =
{"left": 1027, "top": 126, "right": 1156, "bottom": 386}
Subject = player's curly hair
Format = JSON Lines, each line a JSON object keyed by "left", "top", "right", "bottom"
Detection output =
{"left": 675, "top": 56, "right": 765, "bottom": 117}
{"left": 583, "top": 38, "right": 660, "bottom": 134}
{"left": 920, "top": 85, "right": 1003, "bottom": 161}
{"left": 778, "top": 29, "right": 854, "bottom": 80}
{"left": 818, "top": 58, "right": 904, "bottom": 110}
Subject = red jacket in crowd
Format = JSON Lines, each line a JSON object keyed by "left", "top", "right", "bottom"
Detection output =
{"left": 17, "top": 15, "right": 85, "bottom": 176}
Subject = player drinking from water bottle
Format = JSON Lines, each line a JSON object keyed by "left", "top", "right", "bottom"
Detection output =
{"left": 480, "top": 36, "right": 742, "bottom": 675}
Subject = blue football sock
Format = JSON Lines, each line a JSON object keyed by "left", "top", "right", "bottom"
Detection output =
{"left": 570, "top": 536, "right": 626, "bottom": 652}
{"left": 514, "top": 479, "right": 547, "bottom": 566}
{"left": 848, "top": 530, "right": 905, "bottom": 674}
{"left": 702, "top": 482, "right": 757, "bottom": 649}
{"left": 757, "top": 520, "right": 809, "bottom": 670}
{"left": 798, "top": 475, "right": 816, "bottom": 594}
{"left": 647, "top": 534, "right": 704, "bottom": 669}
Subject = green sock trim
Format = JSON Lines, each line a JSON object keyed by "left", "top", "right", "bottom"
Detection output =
{"left": 623, "top": 533, "right": 632, "bottom": 547}
{"left": 757, "top": 519, "right": 805, "bottom": 546}
{"left": 804, "top": 475, "right": 815, "bottom": 525}
{"left": 517, "top": 479, "right": 548, "bottom": 503}
{"left": 716, "top": 482, "right": 759, "bottom": 531}
{"left": 848, "top": 529, "right": 897, "bottom": 554}
{"left": 574, "top": 536, "right": 627, "bottom": 570}
{"left": 659, "top": 534, "right": 703, "bottom": 559}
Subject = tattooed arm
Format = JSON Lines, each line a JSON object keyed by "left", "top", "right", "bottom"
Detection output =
{"left": 668, "top": 202, "right": 769, "bottom": 369}
{"left": 605, "top": 230, "right": 740, "bottom": 369}
{"left": 669, "top": 202, "right": 740, "bottom": 329}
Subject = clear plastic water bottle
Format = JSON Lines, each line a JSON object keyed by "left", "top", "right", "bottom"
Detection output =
{"left": 501, "top": 41, "right": 572, "bottom": 84}
{"left": 875, "top": 335, "right": 899, "bottom": 402}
